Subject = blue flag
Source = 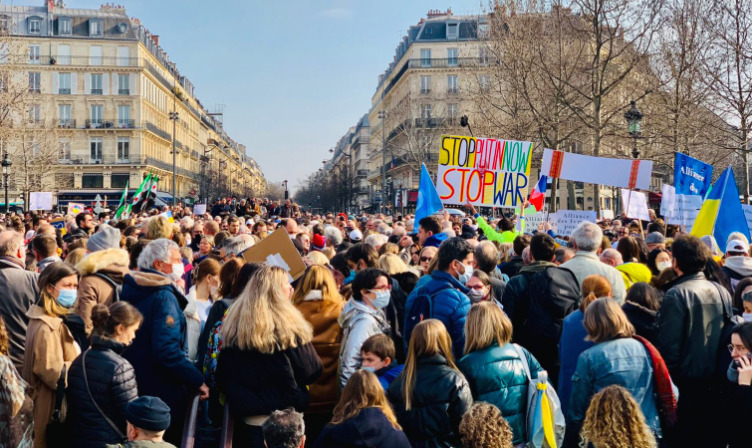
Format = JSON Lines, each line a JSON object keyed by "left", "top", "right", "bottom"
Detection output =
{"left": 414, "top": 164, "right": 443, "bottom": 233}
{"left": 675, "top": 152, "right": 713, "bottom": 196}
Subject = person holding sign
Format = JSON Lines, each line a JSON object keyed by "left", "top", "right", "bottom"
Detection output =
{"left": 465, "top": 203, "right": 518, "bottom": 244}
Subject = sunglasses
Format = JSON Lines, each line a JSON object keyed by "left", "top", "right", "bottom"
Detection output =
{"left": 420, "top": 256, "right": 433, "bottom": 263}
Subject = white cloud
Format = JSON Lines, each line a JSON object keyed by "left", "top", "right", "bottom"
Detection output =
{"left": 319, "top": 7, "right": 353, "bottom": 20}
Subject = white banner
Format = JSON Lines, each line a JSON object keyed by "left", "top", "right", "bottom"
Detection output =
{"left": 29, "top": 192, "right": 53, "bottom": 211}
{"left": 541, "top": 148, "right": 653, "bottom": 190}
{"left": 741, "top": 204, "right": 752, "bottom": 240}
{"left": 556, "top": 210, "right": 597, "bottom": 237}
{"left": 523, "top": 212, "right": 558, "bottom": 235}
{"left": 620, "top": 189, "right": 650, "bottom": 221}
{"left": 193, "top": 204, "right": 207, "bottom": 216}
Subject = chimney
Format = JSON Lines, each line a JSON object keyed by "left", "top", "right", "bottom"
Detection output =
{"left": 151, "top": 35, "right": 159, "bottom": 45}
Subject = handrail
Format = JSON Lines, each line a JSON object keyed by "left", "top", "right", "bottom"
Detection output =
{"left": 181, "top": 394, "right": 201, "bottom": 448}
{"left": 220, "top": 401, "right": 234, "bottom": 448}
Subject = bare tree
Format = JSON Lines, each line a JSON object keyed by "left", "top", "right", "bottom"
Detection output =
{"left": 266, "top": 180, "right": 286, "bottom": 202}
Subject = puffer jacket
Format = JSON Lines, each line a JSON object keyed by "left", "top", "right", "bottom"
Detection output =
{"left": 67, "top": 337, "right": 137, "bottom": 447}
{"left": 404, "top": 271, "right": 471, "bottom": 360}
{"left": 74, "top": 249, "right": 130, "bottom": 335}
{"left": 387, "top": 354, "right": 473, "bottom": 448}
{"left": 338, "top": 298, "right": 390, "bottom": 390}
{"left": 655, "top": 272, "right": 729, "bottom": 380}
{"left": 458, "top": 343, "right": 542, "bottom": 445}
{"left": 313, "top": 407, "right": 411, "bottom": 448}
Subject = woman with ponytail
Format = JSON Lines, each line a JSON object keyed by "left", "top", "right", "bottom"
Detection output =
{"left": 558, "top": 274, "right": 612, "bottom": 414}
{"left": 66, "top": 302, "right": 142, "bottom": 447}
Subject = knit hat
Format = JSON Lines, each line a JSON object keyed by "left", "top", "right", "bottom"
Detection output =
{"left": 311, "top": 234, "right": 326, "bottom": 250}
{"left": 125, "top": 396, "right": 171, "bottom": 432}
{"left": 86, "top": 224, "right": 121, "bottom": 252}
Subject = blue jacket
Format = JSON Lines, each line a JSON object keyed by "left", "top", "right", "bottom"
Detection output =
{"left": 565, "top": 338, "right": 662, "bottom": 447}
{"left": 557, "top": 310, "right": 594, "bottom": 414}
{"left": 121, "top": 271, "right": 204, "bottom": 418}
{"left": 313, "top": 407, "right": 411, "bottom": 448}
{"left": 423, "top": 233, "right": 448, "bottom": 248}
{"left": 377, "top": 363, "right": 404, "bottom": 390}
{"left": 458, "top": 343, "right": 542, "bottom": 445}
{"left": 404, "top": 270, "right": 471, "bottom": 360}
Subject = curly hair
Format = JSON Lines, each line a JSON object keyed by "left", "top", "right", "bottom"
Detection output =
{"left": 0, "top": 316, "right": 9, "bottom": 356}
{"left": 459, "top": 402, "right": 513, "bottom": 448}
{"left": 580, "top": 385, "right": 657, "bottom": 448}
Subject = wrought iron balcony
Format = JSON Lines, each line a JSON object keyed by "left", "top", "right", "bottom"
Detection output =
{"left": 58, "top": 119, "right": 76, "bottom": 128}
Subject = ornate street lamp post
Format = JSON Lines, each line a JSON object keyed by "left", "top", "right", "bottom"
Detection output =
{"left": 2, "top": 153, "right": 11, "bottom": 214}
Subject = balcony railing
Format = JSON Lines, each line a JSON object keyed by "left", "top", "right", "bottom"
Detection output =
{"left": 447, "top": 87, "right": 459, "bottom": 94}
{"left": 117, "top": 119, "right": 136, "bottom": 129}
{"left": 58, "top": 119, "right": 76, "bottom": 128}
{"left": 58, "top": 88, "right": 71, "bottom": 95}
{"left": 47, "top": 56, "right": 141, "bottom": 67}
{"left": 28, "top": 87, "right": 41, "bottom": 94}
{"left": 145, "top": 121, "right": 171, "bottom": 141}
{"left": 90, "top": 88, "right": 103, "bottom": 95}
{"left": 420, "top": 88, "right": 431, "bottom": 94}
{"left": 118, "top": 89, "right": 130, "bottom": 95}
{"left": 414, "top": 117, "right": 446, "bottom": 128}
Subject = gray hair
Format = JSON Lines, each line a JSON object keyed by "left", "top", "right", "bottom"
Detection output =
{"left": 571, "top": 221, "right": 603, "bottom": 253}
{"left": 138, "top": 238, "right": 179, "bottom": 270}
{"left": 222, "top": 236, "right": 254, "bottom": 257}
{"left": 392, "top": 225, "right": 406, "bottom": 238}
{"left": 474, "top": 241, "right": 500, "bottom": 274}
{"left": 377, "top": 222, "right": 392, "bottom": 236}
{"left": 262, "top": 408, "right": 305, "bottom": 448}
{"left": 324, "top": 226, "right": 343, "bottom": 246}
{"left": 0, "top": 231, "right": 24, "bottom": 257}
{"left": 600, "top": 248, "right": 623, "bottom": 265}
{"left": 364, "top": 233, "right": 388, "bottom": 249}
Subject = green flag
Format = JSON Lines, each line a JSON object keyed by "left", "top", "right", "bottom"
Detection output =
{"left": 114, "top": 181, "right": 129, "bottom": 220}
{"left": 128, "top": 173, "right": 152, "bottom": 215}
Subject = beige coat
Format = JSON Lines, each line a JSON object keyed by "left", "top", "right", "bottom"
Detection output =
{"left": 22, "top": 305, "right": 79, "bottom": 448}
{"left": 74, "top": 249, "right": 130, "bottom": 334}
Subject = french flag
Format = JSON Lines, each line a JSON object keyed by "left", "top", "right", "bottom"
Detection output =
{"left": 529, "top": 175, "right": 548, "bottom": 212}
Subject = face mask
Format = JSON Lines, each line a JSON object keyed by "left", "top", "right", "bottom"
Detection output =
{"left": 743, "top": 313, "right": 752, "bottom": 322}
{"left": 169, "top": 262, "right": 184, "bottom": 282}
{"left": 362, "top": 366, "right": 376, "bottom": 373}
{"left": 457, "top": 263, "right": 473, "bottom": 285}
{"left": 467, "top": 289, "right": 486, "bottom": 303}
{"left": 185, "top": 238, "right": 192, "bottom": 246}
{"left": 55, "top": 288, "right": 77, "bottom": 308}
{"left": 369, "top": 290, "right": 390, "bottom": 309}
{"left": 657, "top": 261, "right": 672, "bottom": 272}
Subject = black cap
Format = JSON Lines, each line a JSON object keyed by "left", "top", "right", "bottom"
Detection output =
{"left": 125, "top": 396, "right": 171, "bottom": 432}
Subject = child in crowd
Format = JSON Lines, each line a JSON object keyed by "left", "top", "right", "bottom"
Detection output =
{"left": 361, "top": 334, "right": 404, "bottom": 390}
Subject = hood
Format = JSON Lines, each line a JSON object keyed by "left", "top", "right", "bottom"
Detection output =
{"left": 423, "top": 232, "right": 448, "bottom": 248}
{"left": 26, "top": 304, "right": 62, "bottom": 330}
{"left": 124, "top": 271, "right": 188, "bottom": 310}
{"left": 519, "top": 260, "right": 556, "bottom": 274}
{"left": 338, "top": 298, "right": 387, "bottom": 330}
{"left": 724, "top": 256, "right": 752, "bottom": 277}
{"left": 623, "top": 300, "right": 657, "bottom": 317}
{"left": 342, "top": 407, "right": 403, "bottom": 446}
{"left": 91, "top": 335, "right": 127, "bottom": 354}
{"left": 76, "top": 248, "right": 130, "bottom": 276}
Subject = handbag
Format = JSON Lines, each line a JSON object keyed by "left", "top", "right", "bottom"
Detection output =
{"left": 45, "top": 365, "right": 68, "bottom": 448}
{"left": 82, "top": 350, "right": 127, "bottom": 443}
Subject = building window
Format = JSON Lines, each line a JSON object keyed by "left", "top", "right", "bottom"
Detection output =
{"left": 28, "top": 72, "right": 40, "bottom": 93}
{"left": 28, "top": 105, "right": 40, "bottom": 123}
{"left": 118, "top": 74, "right": 130, "bottom": 95}
{"left": 82, "top": 174, "right": 103, "bottom": 188}
{"left": 478, "top": 74, "right": 490, "bottom": 92}
{"left": 0, "top": 15, "right": 10, "bottom": 32}
{"left": 447, "top": 48, "right": 459, "bottom": 67}
{"left": 420, "top": 49, "right": 431, "bottom": 67}
{"left": 59, "top": 140, "right": 71, "bottom": 160}
{"left": 447, "top": 22, "right": 458, "bottom": 40}
{"left": 478, "top": 23, "right": 490, "bottom": 38}
{"left": 479, "top": 47, "right": 489, "bottom": 65}
{"left": 117, "top": 137, "right": 129, "bottom": 161}
{"left": 90, "top": 105, "right": 103, "bottom": 126}
{"left": 28, "top": 18, "right": 41, "bottom": 35}
{"left": 58, "top": 73, "right": 71, "bottom": 94}
{"left": 90, "top": 73, "right": 103, "bottom": 94}
{"left": 117, "top": 46, "right": 129, "bottom": 67}
{"left": 89, "top": 19, "right": 102, "bottom": 37}
{"left": 90, "top": 137, "right": 103, "bottom": 162}
{"left": 118, "top": 105, "right": 131, "bottom": 127}
{"left": 447, "top": 75, "right": 458, "bottom": 94}
{"left": 57, "top": 44, "right": 70, "bottom": 65}
{"left": 29, "top": 45, "right": 40, "bottom": 64}
{"left": 58, "top": 18, "right": 72, "bottom": 35}
{"left": 58, "top": 104, "right": 72, "bottom": 127}
{"left": 90, "top": 46, "right": 102, "bottom": 66}
{"left": 111, "top": 173, "right": 129, "bottom": 188}
{"left": 447, "top": 103, "right": 459, "bottom": 124}
{"left": 420, "top": 75, "right": 431, "bottom": 94}
{"left": 420, "top": 104, "right": 432, "bottom": 120}
{"left": 0, "top": 74, "right": 8, "bottom": 92}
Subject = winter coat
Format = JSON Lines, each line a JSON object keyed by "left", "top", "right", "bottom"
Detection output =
{"left": 0, "top": 354, "right": 33, "bottom": 448}
{"left": 616, "top": 262, "right": 652, "bottom": 290}
{"left": 476, "top": 216, "right": 518, "bottom": 244}
{"left": 216, "top": 341, "right": 322, "bottom": 417}
{"left": 422, "top": 233, "right": 448, "bottom": 249}
{"left": 183, "top": 285, "right": 212, "bottom": 363}
{"left": 404, "top": 270, "right": 472, "bottom": 360}
{"left": 195, "top": 297, "right": 235, "bottom": 372}
{"left": 376, "top": 363, "right": 404, "bottom": 390}
{"left": 722, "top": 256, "right": 752, "bottom": 292}
{"left": 725, "top": 363, "right": 752, "bottom": 448}
{"left": 557, "top": 310, "right": 593, "bottom": 414}
{"left": 622, "top": 301, "right": 658, "bottom": 344}
{"left": 295, "top": 290, "right": 345, "bottom": 411}
{"left": 655, "top": 272, "right": 729, "bottom": 380}
{"left": 74, "top": 249, "right": 130, "bottom": 335}
{"left": 121, "top": 271, "right": 204, "bottom": 423}
{"left": 66, "top": 337, "right": 137, "bottom": 447}
{"left": 312, "top": 407, "right": 411, "bottom": 448}
{"left": 499, "top": 256, "right": 525, "bottom": 279}
{"left": 392, "top": 271, "right": 419, "bottom": 296}
{"left": 501, "top": 261, "right": 556, "bottom": 321}
{"left": 338, "top": 298, "right": 390, "bottom": 390}
{"left": 565, "top": 338, "right": 666, "bottom": 448}
{"left": 458, "top": 343, "right": 543, "bottom": 445}
{"left": 0, "top": 257, "right": 40, "bottom": 371}
{"left": 561, "top": 252, "right": 626, "bottom": 303}
{"left": 387, "top": 354, "right": 473, "bottom": 448}
{"left": 22, "top": 305, "right": 78, "bottom": 448}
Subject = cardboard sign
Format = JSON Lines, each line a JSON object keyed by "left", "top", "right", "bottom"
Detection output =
{"left": 620, "top": 190, "right": 650, "bottom": 221}
{"left": 436, "top": 135, "right": 533, "bottom": 209}
{"left": 193, "top": 204, "right": 207, "bottom": 216}
{"left": 242, "top": 228, "right": 306, "bottom": 281}
{"left": 50, "top": 217, "right": 66, "bottom": 230}
{"left": 29, "top": 192, "right": 53, "bottom": 211}
{"left": 556, "top": 210, "right": 597, "bottom": 237}
{"left": 540, "top": 149, "right": 653, "bottom": 190}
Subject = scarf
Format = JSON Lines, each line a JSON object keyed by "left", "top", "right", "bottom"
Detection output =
{"left": 633, "top": 335, "right": 677, "bottom": 428}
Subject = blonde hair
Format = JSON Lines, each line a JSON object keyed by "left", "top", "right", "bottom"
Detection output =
{"left": 291, "top": 265, "right": 342, "bottom": 305}
{"left": 378, "top": 253, "right": 410, "bottom": 276}
{"left": 581, "top": 275, "right": 612, "bottom": 312}
{"left": 402, "top": 319, "right": 456, "bottom": 410}
{"left": 464, "top": 301, "right": 513, "bottom": 354}
{"left": 331, "top": 370, "right": 400, "bottom": 429}
{"left": 321, "top": 247, "right": 335, "bottom": 260}
{"left": 584, "top": 298, "right": 635, "bottom": 343}
{"left": 497, "top": 243, "right": 513, "bottom": 263}
{"left": 305, "top": 251, "right": 330, "bottom": 267}
{"left": 459, "top": 402, "right": 514, "bottom": 448}
{"left": 221, "top": 266, "right": 313, "bottom": 353}
{"left": 147, "top": 216, "right": 173, "bottom": 240}
{"left": 580, "top": 385, "right": 657, "bottom": 448}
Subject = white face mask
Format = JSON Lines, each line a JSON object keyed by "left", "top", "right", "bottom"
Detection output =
{"left": 656, "top": 261, "right": 672, "bottom": 272}
{"left": 743, "top": 313, "right": 752, "bottom": 322}
{"left": 457, "top": 262, "right": 473, "bottom": 285}
{"left": 168, "top": 262, "right": 184, "bottom": 282}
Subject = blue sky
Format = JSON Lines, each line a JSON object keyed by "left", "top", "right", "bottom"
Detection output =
{"left": 18, "top": 0, "right": 483, "bottom": 190}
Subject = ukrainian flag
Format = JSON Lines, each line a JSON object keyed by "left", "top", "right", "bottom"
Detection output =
{"left": 690, "top": 166, "right": 748, "bottom": 253}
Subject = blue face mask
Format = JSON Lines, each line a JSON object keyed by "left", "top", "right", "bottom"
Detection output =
{"left": 55, "top": 288, "right": 77, "bottom": 308}
{"left": 362, "top": 366, "right": 376, "bottom": 373}
{"left": 369, "top": 290, "right": 390, "bottom": 309}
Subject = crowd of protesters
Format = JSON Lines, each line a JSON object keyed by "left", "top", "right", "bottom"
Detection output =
{"left": 0, "top": 195, "right": 751, "bottom": 448}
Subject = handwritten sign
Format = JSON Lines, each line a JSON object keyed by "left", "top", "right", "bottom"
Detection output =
{"left": 620, "top": 190, "right": 650, "bottom": 221}
{"left": 556, "top": 210, "right": 597, "bottom": 237}
{"left": 67, "top": 202, "right": 85, "bottom": 216}
{"left": 436, "top": 135, "right": 532, "bottom": 209}
{"left": 663, "top": 184, "right": 702, "bottom": 227}
{"left": 29, "top": 192, "right": 53, "bottom": 211}
{"left": 193, "top": 204, "right": 207, "bottom": 216}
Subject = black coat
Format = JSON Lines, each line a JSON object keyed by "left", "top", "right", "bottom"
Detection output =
{"left": 216, "top": 341, "right": 322, "bottom": 417}
{"left": 622, "top": 301, "right": 658, "bottom": 344}
{"left": 313, "top": 407, "right": 411, "bottom": 448}
{"left": 66, "top": 337, "right": 137, "bottom": 447}
{"left": 726, "top": 383, "right": 752, "bottom": 447}
{"left": 499, "top": 256, "right": 524, "bottom": 279}
{"left": 387, "top": 355, "right": 473, "bottom": 448}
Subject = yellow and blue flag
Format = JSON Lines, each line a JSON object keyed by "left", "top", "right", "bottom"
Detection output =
{"left": 690, "top": 166, "right": 748, "bottom": 253}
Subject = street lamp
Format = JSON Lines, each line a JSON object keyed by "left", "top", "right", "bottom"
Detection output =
{"left": 282, "top": 180, "right": 289, "bottom": 200}
{"left": 2, "top": 153, "right": 11, "bottom": 214}
{"left": 169, "top": 110, "right": 180, "bottom": 205}
{"left": 378, "top": 109, "right": 387, "bottom": 214}
{"left": 624, "top": 100, "right": 643, "bottom": 159}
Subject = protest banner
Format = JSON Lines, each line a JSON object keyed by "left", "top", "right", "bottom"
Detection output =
{"left": 742, "top": 204, "right": 752, "bottom": 239}
{"left": 620, "top": 190, "right": 650, "bottom": 221}
{"left": 50, "top": 217, "right": 66, "bottom": 230}
{"left": 67, "top": 202, "right": 85, "bottom": 215}
{"left": 556, "top": 210, "right": 597, "bottom": 236}
{"left": 600, "top": 210, "right": 614, "bottom": 221}
{"left": 675, "top": 152, "right": 713, "bottom": 196}
{"left": 242, "top": 228, "right": 306, "bottom": 281}
{"left": 29, "top": 192, "right": 53, "bottom": 211}
{"left": 193, "top": 204, "right": 207, "bottom": 216}
{"left": 523, "top": 212, "right": 558, "bottom": 235}
{"left": 662, "top": 184, "right": 702, "bottom": 227}
{"left": 436, "top": 135, "right": 533, "bottom": 209}
{"left": 540, "top": 149, "right": 653, "bottom": 190}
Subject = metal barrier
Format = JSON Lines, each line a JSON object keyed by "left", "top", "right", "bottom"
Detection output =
{"left": 181, "top": 395, "right": 233, "bottom": 448}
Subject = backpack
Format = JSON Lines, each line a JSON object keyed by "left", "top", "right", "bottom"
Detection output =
{"left": 202, "top": 310, "right": 229, "bottom": 388}
{"left": 93, "top": 272, "right": 122, "bottom": 303}
{"left": 513, "top": 344, "right": 566, "bottom": 448}
{"left": 403, "top": 285, "right": 452, "bottom": 350}
{"left": 517, "top": 267, "right": 581, "bottom": 344}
